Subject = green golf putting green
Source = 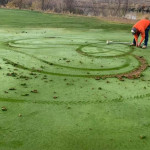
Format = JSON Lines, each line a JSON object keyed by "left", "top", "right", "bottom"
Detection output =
{"left": 0, "top": 8, "right": 150, "bottom": 150}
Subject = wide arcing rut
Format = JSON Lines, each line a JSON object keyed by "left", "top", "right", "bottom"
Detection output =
{"left": 0, "top": 33, "right": 149, "bottom": 105}
{"left": 2, "top": 39, "right": 148, "bottom": 79}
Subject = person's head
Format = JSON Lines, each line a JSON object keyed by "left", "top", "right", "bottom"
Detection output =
{"left": 131, "top": 27, "right": 137, "bottom": 35}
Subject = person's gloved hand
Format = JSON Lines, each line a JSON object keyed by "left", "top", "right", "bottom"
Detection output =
{"left": 137, "top": 43, "right": 141, "bottom": 47}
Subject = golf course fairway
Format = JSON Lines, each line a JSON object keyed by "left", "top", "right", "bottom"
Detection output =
{"left": 0, "top": 8, "right": 150, "bottom": 150}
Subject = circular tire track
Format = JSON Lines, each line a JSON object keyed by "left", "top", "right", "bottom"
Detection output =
{"left": 0, "top": 35, "right": 149, "bottom": 104}
{"left": 2, "top": 38, "right": 146, "bottom": 78}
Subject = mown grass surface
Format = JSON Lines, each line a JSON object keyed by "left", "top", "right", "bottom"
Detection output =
{"left": 0, "top": 8, "right": 150, "bottom": 150}
{"left": 0, "top": 8, "right": 132, "bottom": 30}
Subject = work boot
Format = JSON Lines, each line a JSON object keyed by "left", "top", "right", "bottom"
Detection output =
{"left": 142, "top": 45, "right": 147, "bottom": 49}
{"left": 130, "top": 43, "right": 135, "bottom": 46}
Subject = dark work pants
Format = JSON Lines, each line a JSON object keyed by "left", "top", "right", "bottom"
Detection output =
{"left": 133, "top": 25, "right": 150, "bottom": 46}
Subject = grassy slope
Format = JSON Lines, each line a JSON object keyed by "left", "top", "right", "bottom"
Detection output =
{"left": 0, "top": 8, "right": 150, "bottom": 150}
{"left": 0, "top": 8, "right": 132, "bottom": 30}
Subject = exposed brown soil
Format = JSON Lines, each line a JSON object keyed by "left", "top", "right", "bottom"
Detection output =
{"left": 95, "top": 55, "right": 148, "bottom": 80}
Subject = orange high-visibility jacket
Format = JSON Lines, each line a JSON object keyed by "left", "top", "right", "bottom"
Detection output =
{"left": 133, "top": 19, "right": 150, "bottom": 45}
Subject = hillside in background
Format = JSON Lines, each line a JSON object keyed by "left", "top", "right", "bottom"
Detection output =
{"left": 0, "top": 0, "right": 150, "bottom": 17}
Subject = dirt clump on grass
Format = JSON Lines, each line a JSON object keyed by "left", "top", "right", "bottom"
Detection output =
{"left": 116, "top": 56, "right": 148, "bottom": 80}
{"left": 1, "top": 106, "right": 7, "bottom": 111}
{"left": 95, "top": 55, "right": 148, "bottom": 80}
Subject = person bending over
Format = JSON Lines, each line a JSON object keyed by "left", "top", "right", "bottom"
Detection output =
{"left": 131, "top": 19, "right": 150, "bottom": 49}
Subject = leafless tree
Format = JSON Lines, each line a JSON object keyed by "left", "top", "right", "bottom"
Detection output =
{"left": 123, "top": 0, "right": 129, "bottom": 15}
{"left": 63, "top": 0, "right": 76, "bottom": 13}
{"left": 18, "top": 0, "right": 23, "bottom": 9}
{"left": 115, "top": 0, "right": 121, "bottom": 16}
{"left": 91, "top": 0, "right": 100, "bottom": 16}
{"left": 0, "top": 0, "right": 9, "bottom": 5}
{"left": 41, "top": 0, "right": 45, "bottom": 10}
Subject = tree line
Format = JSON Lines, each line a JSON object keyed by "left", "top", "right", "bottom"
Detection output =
{"left": 0, "top": 0, "right": 149, "bottom": 16}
